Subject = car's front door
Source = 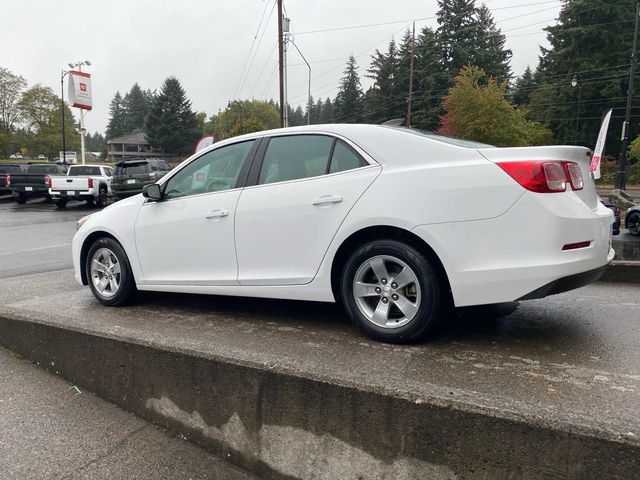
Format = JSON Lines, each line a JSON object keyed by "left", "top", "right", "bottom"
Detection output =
{"left": 235, "top": 134, "right": 380, "bottom": 286}
{"left": 135, "top": 140, "right": 257, "bottom": 285}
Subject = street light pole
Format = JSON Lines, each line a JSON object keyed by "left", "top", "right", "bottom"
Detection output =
{"left": 616, "top": 0, "right": 640, "bottom": 190}
{"left": 289, "top": 38, "right": 311, "bottom": 125}
{"left": 277, "top": 0, "right": 285, "bottom": 128}
{"left": 571, "top": 74, "right": 581, "bottom": 145}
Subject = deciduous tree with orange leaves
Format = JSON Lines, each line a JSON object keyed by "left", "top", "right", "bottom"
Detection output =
{"left": 439, "top": 65, "right": 552, "bottom": 147}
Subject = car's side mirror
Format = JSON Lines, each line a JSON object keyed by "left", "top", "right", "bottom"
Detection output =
{"left": 143, "top": 183, "right": 163, "bottom": 201}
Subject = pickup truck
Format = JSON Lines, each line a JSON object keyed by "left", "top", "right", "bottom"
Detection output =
{"left": 48, "top": 164, "right": 113, "bottom": 208}
{"left": 8, "top": 163, "right": 68, "bottom": 203}
{"left": 0, "top": 164, "right": 25, "bottom": 194}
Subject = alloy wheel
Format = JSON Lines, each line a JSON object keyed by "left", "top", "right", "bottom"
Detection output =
{"left": 352, "top": 255, "right": 422, "bottom": 329}
{"left": 90, "top": 247, "right": 121, "bottom": 298}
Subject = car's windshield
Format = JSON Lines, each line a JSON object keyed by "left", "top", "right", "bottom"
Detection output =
{"left": 68, "top": 166, "right": 102, "bottom": 176}
{"left": 386, "top": 126, "right": 494, "bottom": 148}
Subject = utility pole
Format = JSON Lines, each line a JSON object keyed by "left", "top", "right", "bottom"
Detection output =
{"left": 277, "top": 0, "right": 285, "bottom": 128}
{"left": 406, "top": 22, "right": 416, "bottom": 127}
{"left": 616, "top": 0, "right": 640, "bottom": 190}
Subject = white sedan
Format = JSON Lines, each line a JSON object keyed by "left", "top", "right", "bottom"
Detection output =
{"left": 73, "top": 124, "right": 614, "bottom": 343}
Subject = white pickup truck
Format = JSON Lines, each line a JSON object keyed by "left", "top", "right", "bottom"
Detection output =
{"left": 48, "top": 164, "right": 113, "bottom": 209}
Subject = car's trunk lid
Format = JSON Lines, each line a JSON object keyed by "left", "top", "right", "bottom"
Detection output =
{"left": 477, "top": 146, "right": 598, "bottom": 210}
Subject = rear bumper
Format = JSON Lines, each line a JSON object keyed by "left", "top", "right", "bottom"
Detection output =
{"left": 413, "top": 191, "right": 615, "bottom": 307}
{"left": 50, "top": 189, "right": 97, "bottom": 200}
{"left": 517, "top": 265, "right": 608, "bottom": 300}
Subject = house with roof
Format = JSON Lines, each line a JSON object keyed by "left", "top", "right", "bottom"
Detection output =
{"left": 106, "top": 131, "right": 163, "bottom": 162}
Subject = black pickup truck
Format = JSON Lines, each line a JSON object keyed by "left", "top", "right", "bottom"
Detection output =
{"left": 8, "top": 163, "right": 68, "bottom": 203}
{"left": 0, "top": 163, "right": 25, "bottom": 194}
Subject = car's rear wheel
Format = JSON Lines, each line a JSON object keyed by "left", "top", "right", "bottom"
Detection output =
{"left": 55, "top": 199, "right": 67, "bottom": 209}
{"left": 341, "top": 240, "right": 442, "bottom": 343}
{"left": 86, "top": 237, "right": 136, "bottom": 306}
{"left": 628, "top": 212, "right": 640, "bottom": 236}
{"left": 15, "top": 193, "right": 26, "bottom": 204}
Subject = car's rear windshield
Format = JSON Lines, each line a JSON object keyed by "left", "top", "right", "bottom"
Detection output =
{"left": 27, "top": 164, "right": 65, "bottom": 174}
{"left": 386, "top": 126, "right": 493, "bottom": 148}
{"left": 0, "top": 165, "right": 22, "bottom": 174}
{"left": 116, "top": 162, "right": 149, "bottom": 174}
{"left": 68, "top": 166, "right": 101, "bottom": 176}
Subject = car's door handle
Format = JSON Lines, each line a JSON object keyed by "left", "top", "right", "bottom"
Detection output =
{"left": 312, "top": 195, "right": 343, "bottom": 206}
{"left": 205, "top": 209, "right": 229, "bottom": 219}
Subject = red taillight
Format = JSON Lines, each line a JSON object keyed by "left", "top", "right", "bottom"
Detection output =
{"left": 88, "top": 177, "right": 93, "bottom": 188}
{"left": 44, "top": 175, "right": 51, "bottom": 188}
{"left": 497, "top": 161, "right": 583, "bottom": 193}
{"left": 0, "top": 175, "right": 8, "bottom": 186}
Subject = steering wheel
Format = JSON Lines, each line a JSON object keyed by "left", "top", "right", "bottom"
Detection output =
{"left": 205, "top": 179, "right": 229, "bottom": 192}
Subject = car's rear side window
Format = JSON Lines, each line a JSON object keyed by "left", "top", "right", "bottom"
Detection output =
{"left": 259, "top": 135, "right": 334, "bottom": 185}
{"left": 329, "top": 140, "right": 367, "bottom": 174}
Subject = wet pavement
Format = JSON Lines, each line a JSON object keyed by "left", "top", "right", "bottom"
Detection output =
{"left": 0, "top": 347, "right": 255, "bottom": 479}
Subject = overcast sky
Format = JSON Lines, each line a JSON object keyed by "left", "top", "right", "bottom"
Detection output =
{"left": 0, "top": 0, "right": 562, "bottom": 135}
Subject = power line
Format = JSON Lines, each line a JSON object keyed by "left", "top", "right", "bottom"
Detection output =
{"left": 294, "top": 1, "right": 561, "bottom": 35}
{"left": 236, "top": 0, "right": 277, "bottom": 99}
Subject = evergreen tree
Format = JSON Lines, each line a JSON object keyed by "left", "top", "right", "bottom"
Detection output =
{"left": 531, "top": 0, "right": 637, "bottom": 149}
{"left": 106, "top": 92, "right": 127, "bottom": 139}
{"left": 472, "top": 5, "right": 511, "bottom": 81}
{"left": 145, "top": 77, "right": 200, "bottom": 155}
{"left": 412, "top": 26, "right": 445, "bottom": 131}
{"left": 436, "top": 0, "right": 478, "bottom": 82}
{"left": 123, "top": 83, "right": 152, "bottom": 132}
{"left": 320, "top": 97, "right": 334, "bottom": 123}
{"left": 511, "top": 66, "right": 536, "bottom": 107}
{"left": 365, "top": 39, "right": 404, "bottom": 123}
{"left": 334, "top": 55, "right": 363, "bottom": 123}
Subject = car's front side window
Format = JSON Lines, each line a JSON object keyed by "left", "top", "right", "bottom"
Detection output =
{"left": 163, "top": 140, "right": 255, "bottom": 200}
{"left": 258, "top": 135, "right": 333, "bottom": 185}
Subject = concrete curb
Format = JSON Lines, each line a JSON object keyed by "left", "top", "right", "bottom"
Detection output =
{"left": 600, "top": 261, "right": 640, "bottom": 283}
{"left": 0, "top": 313, "right": 638, "bottom": 480}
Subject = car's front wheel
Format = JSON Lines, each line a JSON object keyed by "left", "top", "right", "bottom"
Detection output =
{"left": 627, "top": 212, "right": 640, "bottom": 236}
{"left": 340, "top": 240, "right": 443, "bottom": 343}
{"left": 86, "top": 237, "right": 136, "bottom": 306}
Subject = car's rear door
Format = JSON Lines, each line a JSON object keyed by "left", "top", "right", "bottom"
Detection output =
{"left": 234, "top": 134, "right": 380, "bottom": 286}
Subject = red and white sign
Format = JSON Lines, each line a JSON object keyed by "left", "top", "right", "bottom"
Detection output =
{"left": 68, "top": 70, "right": 92, "bottom": 110}
{"left": 590, "top": 108, "right": 613, "bottom": 180}
{"left": 195, "top": 134, "right": 214, "bottom": 153}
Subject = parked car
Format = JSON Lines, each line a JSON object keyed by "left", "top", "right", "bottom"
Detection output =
{"left": 37, "top": 154, "right": 46, "bottom": 160}
{"left": 0, "top": 163, "right": 26, "bottom": 194}
{"left": 8, "top": 163, "right": 68, "bottom": 203}
{"left": 599, "top": 196, "right": 621, "bottom": 235}
{"left": 626, "top": 205, "right": 640, "bottom": 236}
{"left": 111, "top": 158, "right": 171, "bottom": 200}
{"left": 73, "top": 125, "right": 614, "bottom": 343}
{"left": 48, "top": 164, "right": 114, "bottom": 209}
{"left": 9, "top": 153, "right": 23, "bottom": 159}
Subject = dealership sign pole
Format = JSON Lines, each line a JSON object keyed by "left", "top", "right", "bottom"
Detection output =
{"left": 68, "top": 69, "right": 93, "bottom": 165}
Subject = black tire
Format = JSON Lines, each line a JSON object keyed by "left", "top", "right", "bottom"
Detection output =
{"left": 340, "top": 239, "right": 443, "bottom": 343}
{"left": 627, "top": 212, "right": 640, "bottom": 236}
{"left": 44, "top": 194, "right": 53, "bottom": 203}
{"left": 15, "top": 193, "right": 26, "bottom": 204}
{"left": 86, "top": 237, "right": 137, "bottom": 306}
{"left": 95, "top": 186, "right": 108, "bottom": 207}
{"left": 55, "top": 199, "right": 67, "bottom": 209}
